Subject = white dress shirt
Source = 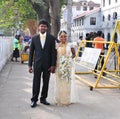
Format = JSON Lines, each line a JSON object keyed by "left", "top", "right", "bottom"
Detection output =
{"left": 39, "top": 32, "right": 46, "bottom": 48}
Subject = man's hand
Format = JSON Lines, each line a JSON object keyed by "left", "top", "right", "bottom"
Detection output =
{"left": 29, "top": 67, "right": 33, "bottom": 73}
{"left": 48, "top": 66, "right": 56, "bottom": 73}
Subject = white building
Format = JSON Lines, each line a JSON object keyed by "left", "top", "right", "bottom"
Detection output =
{"left": 61, "top": 0, "right": 100, "bottom": 31}
{"left": 61, "top": 0, "right": 120, "bottom": 44}
{"left": 101, "top": 0, "right": 120, "bottom": 44}
{"left": 72, "top": 7, "right": 101, "bottom": 42}
{"left": 72, "top": 0, "right": 100, "bottom": 18}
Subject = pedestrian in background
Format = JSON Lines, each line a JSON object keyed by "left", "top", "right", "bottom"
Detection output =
{"left": 77, "top": 36, "right": 83, "bottom": 57}
{"left": 93, "top": 31, "right": 105, "bottom": 78}
{"left": 85, "top": 33, "right": 92, "bottom": 48}
{"left": 11, "top": 35, "right": 20, "bottom": 62}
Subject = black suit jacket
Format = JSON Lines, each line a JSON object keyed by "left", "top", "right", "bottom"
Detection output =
{"left": 28, "top": 33, "right": 56, "bottom": 69}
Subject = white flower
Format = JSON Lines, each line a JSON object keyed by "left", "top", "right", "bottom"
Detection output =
{"left": 59, "top": 56, "right": 72, "bottom": 81}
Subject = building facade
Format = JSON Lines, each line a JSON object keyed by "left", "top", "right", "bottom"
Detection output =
{"left": 61, "top": 0, "right": 120, "bottom": 43}
{"left": 72, "top": 7, "right": 101, "bottom": 42}
{"left": 101, "top": 0, "right": 120, "bottom": 44}
{"left": 61, "top": 0, "right": 100, "bottom": 38}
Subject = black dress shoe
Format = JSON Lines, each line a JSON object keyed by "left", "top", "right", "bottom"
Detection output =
{"left": 31, "top": 101, "right": 37, "bottom": 108}
{"left": 40, "top": 100, "right": 50, "bottom": 105}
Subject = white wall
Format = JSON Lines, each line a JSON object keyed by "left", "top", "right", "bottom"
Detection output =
{"left": 0, "top": 37, "right": 13, "bottom": 71}
{"left": 85, "top": 11, "right": 101, "bottom": 30}
{"left": 101, "top": 0, "right": 120, "bottom": 11}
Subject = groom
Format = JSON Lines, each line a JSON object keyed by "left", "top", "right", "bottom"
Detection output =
{"left": 28, "top": 19, "right": 56, "bottom": 108}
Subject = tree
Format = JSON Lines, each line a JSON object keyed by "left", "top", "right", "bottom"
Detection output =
{"left": 28, "top": 0, "right": 67, "bottom": 37}
{"left": 0, "top": 0, "right": 67, "bottom": 36}
{"left": 23, "top": 19, "right": 37, "bottom": 36}
{"left": 28, "top": 0, "right": 50, "bottom": 22}
{"left": 0, "top": 0, "right": 37, "bottom": 35}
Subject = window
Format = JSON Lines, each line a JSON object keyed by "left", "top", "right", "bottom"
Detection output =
{"left": 82, "top": 19, "right": 84, "bottom": 25}
{"left": 102, "top": 15, "right": 105, "bottom": 21}
{"left": 75, "top": 20, "right": 77, "bottom": 26}
{"left": 80, "top": 19, "right": 82, "bottom": 26}
{"left": 109, "top": 0, "right": 111, "bottom": 5}
{"left": 90, "top": 17, "right": 96, "bottom": 25}
{"left": 76, "top": 6, "right": 81, "bottom": 10}
{"left": 90, "top": 7, "right": 93, "bottom": 10}
{"left": 83, "top": 7, "right": 87, "bottom": 11}
{"left": 108, "top": 14, "right": 111, "bottom": 21}
{"left": 82, "top": 2, "right": 88, "bottom": 6}
{"left": 113, "top": 12, "right": 117, "bottom": 19}
{"left": 103, "top": 0, "right": 105, "bottom": 7}
{"left": 81, "top": 33, "right": 83, "bottom": 37}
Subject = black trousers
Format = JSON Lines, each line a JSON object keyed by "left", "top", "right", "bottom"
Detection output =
{"left": 31, "top": 66, "right": 50, "bottom": 102}
{"left": 13, "top": 48, "right": 20, "bottom": 58}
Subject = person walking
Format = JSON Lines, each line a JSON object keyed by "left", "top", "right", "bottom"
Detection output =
{"left": 28, "top": 19, "right": 57, "bottom": 108}
{"left": 93, "top": 31, "right": 105, "bottom": 78}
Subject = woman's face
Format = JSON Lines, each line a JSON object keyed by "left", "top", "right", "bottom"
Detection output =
{"left": 59, "top": 33, "right": 67, "bottom": 44}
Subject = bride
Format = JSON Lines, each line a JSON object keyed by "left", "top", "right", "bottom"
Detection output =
{"left": 55, "top": 30, "right": 78, "bottom": 106}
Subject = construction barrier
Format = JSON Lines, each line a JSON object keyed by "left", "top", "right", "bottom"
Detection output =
{"left": 75, "top": 20, "right": 120, "bottom": 90}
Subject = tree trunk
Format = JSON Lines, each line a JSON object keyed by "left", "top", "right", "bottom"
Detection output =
{"left": 28, "top": 0, "right": 60, "bottom": 37}
{"left": 49, "top": 0, "right": 60, "bottom": 37}
{"left": 29, "top": 1, "right": 50, "bottom": 23}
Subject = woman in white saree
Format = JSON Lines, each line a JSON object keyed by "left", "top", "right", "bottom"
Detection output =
{"left": 55, "top": 31, "right": 78, "bottom": 106}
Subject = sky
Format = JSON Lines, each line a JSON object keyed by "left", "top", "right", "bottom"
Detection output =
{"left": 73, "top": 0, "right": 101, "bottom": 4}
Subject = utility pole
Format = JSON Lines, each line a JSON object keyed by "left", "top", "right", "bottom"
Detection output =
{"left": 67, "top": 0, "right": 72, "bottom": 42}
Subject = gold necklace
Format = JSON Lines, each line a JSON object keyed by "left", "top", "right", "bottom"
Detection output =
{"left": 60, "top": 43, "right": 66, "bottom": 55}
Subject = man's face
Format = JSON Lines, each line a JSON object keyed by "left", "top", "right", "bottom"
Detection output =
{"left": 38, "top": 24, "right": 48, "bottom": 34}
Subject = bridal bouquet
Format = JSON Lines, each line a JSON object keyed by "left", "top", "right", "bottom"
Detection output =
{"left": 59, "top": 56, "right": 72, "bottom": 81}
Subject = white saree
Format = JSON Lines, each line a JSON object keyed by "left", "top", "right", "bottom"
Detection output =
{"left": 54, "top": 43, "right": 78, "bottom": 106}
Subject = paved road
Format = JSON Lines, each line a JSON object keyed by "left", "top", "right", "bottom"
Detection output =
{"left": 0, "top": 61, "right": 120, "bottom": 119}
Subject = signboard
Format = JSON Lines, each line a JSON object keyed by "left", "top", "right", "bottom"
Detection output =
{"left": 80, "top": 48, "right": 101, "bottom": 69}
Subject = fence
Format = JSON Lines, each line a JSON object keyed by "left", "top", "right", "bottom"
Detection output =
{"left": 0, "top": 36, "right": 13, "bottom": 71}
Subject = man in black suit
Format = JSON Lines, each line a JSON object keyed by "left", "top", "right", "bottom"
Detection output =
{"left": 28, "top": 19, "right": 56, "bottom": 108}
